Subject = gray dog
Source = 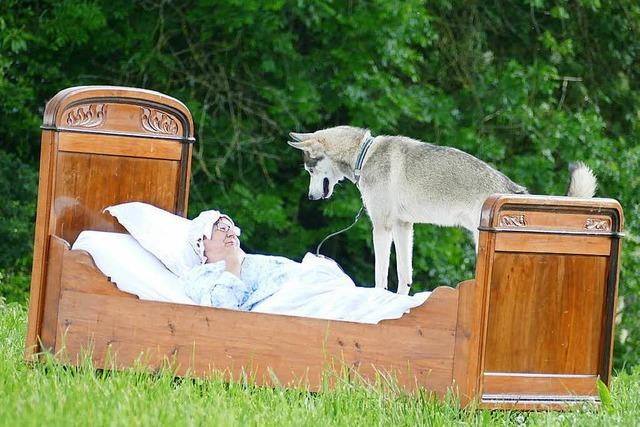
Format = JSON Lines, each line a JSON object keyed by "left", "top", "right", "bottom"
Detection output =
{"left": 288, "top": 126, "right": 597, "bottom": 294}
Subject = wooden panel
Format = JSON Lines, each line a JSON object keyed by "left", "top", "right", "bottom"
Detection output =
{"left": 181, "top": 143, "right": 193, "bottom": 217}
{"left": 55, "top": 291, "right": 455, "bottom": 393}
{"left": 497, "top": 210, "right": 613, "bottom": 234}
{"left": 59, "top": 133, "right": 182, "bottom": 160}
{"left": 25, "top": 130, "right": 57, "bottom": 360}
{"left": 495, "top": 232, "right": 611, "bottom": 256}
{"left": 52, "top": 152, "right": 180, "bottom": 244}
{"left": 27, "top": 86, "right": 194, "bottom": 361}
{"left": 452, "top": 279, "right": 478, "bottom": 405}
{"left": 472, "top": 195, "right": 623, "bottom": 409}
{"left": 52, "top": 247, "right": 459, "bottom": 394}
{"left": 480, "top": 194, "right": 624, "bottom": 231}
{"left": 38, "top": 236, "right": 68, "bottom": 352}
{"left": 43, "top": 86, "right": 194, "bottom": 143}
{"left": 604, "top": 237, "right": 623, "bottom": 385}
{"left": 62, "top": 249, "right": 139, "bottom": 299}
{"left": 482, "top": 372, "right": 597, "bottom": 396}
{"left": 484, "top": 253, "right": 608, "bottom": 374}
{"left": 452, "top": 229, "right": 498, "bottom": 406}
{"left": 480, "top": 396, "right": 598, "bottom": 411}
{"left": 58, "top": 102, "right": 185, "bottom": 139}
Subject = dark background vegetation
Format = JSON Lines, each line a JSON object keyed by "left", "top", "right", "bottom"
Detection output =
{"left": 0, "top": 0, "right": 638, "bottom": 367}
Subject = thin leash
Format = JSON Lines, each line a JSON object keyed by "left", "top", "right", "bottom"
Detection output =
{"left": 315, "top": 131, "right": 375, "bottom": 258}
{"left": 315, "top": 205, "right": 365, "bottom": 257}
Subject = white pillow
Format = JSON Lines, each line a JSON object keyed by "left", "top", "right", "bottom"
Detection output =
{"left": 104, "top": 202, "right": 201, "bottom": 277}
{"left": 72, "top": 231, "right": 192, "bottom": 304}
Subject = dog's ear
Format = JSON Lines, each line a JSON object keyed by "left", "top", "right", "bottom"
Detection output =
{"left": 287, "top": 140, "right": 307, "bottom": 150}
{"left": 289, "top": 131, "right": 315, "bottom": 142}
{"left": 287, "top": 138, "right": 323, "bottom": 156}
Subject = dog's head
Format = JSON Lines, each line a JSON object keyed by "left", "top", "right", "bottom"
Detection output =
{"left": 287, "top": 131, "right": 344, "bottom": 200}
{"left": 288, "top": 126, "right": 367, "bottom": 200}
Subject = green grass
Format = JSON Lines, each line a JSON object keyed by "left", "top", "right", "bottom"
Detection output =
{"left": 1, "top": 300, "right": 639, "bottom": 427}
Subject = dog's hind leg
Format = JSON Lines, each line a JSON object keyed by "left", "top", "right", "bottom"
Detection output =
{"left": 392, "top": 220, "right": 413, "bottom": 295}
{"left": 471, "top": 208, "right": 482, "bottom": 253}
{"left": 463, "top": 205, "right": 482, "bottom": 253}
{"left": 373, "top": 225, "right": 393, "bottom": 290}
{"left": 472, "top": 228, "right": 479, "bottom": 253}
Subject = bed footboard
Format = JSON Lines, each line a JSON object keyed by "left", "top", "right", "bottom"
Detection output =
{"left": 455, "top": 195, "right": 624, "bottom": 409}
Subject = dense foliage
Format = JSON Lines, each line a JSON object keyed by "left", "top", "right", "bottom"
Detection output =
{"left": 0, "top": 0, "right": 638, "bottom": 367}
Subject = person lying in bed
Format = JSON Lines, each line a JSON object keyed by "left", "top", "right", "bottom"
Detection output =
{"left": 183, "top": 211, "right": 308, "bottom": 310}
{"left": 182, "top": 211, "right": 433, "bottom": 322}
{"left": 96, "top": 202, "right": 429, "bottom": 322}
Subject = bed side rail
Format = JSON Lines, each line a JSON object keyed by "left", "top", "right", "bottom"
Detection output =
{"left": 456, "top": 194, "right": 623, "bottom": 410}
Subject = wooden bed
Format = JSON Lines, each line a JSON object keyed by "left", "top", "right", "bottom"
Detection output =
{"left": 25, "top": 86, "right": 624, "bottom": 410}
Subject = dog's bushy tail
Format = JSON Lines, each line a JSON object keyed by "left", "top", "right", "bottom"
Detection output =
{"left": 566, "top": 161, "right": 598, "bottom": 198}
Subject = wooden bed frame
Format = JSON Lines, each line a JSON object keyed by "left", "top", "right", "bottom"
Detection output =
{"left": 25, "top": 86, "right": 624, "bottom": 410}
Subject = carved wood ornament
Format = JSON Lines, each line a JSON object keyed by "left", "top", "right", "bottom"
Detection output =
{"left": 141, "top": 108, "right": 179, "bottom": 135}
{"left": 499, "top": 214, "right": 527, "bottom": 227}
{"left": 66, "top": 104, "right": 106, "bottom": 128}
{"left": 585, "top": 218, "right": 611, "bottom": 231}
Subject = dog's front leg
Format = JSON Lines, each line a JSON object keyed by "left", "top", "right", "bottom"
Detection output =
{"left": 392, "top": 221, "right": 413, "bottom": 295}
{"left": 372, "top": 225, "right": 393, "bottom": 290}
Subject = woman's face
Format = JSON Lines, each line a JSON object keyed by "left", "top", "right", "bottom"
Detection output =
{"left": 202, "top": 217, "right": 240, "bottom": 263}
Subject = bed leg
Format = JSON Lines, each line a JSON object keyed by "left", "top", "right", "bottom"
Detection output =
{"left": 26, "top": 236, "right": 68, "bottom": 358}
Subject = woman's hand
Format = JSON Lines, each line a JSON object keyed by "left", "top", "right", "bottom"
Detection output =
{"left": 221, "top": 234, "right": 243, "bottom": 277}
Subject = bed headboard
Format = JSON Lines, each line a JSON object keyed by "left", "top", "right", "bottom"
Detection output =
{"left": 37, "top": 86, "right": 194, "bottom": 242}
{"left": 27, "top": 86, "right": 194, "bottom": 355}
{"left": 457, "top": 194, "right": 624, "bottom": 409}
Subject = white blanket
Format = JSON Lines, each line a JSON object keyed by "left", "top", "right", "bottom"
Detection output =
{"left": 73, "top": 231, "right": 431, "bottom": 324}
{"left": 252, "top": 254, "right": 430, "bottom": 323}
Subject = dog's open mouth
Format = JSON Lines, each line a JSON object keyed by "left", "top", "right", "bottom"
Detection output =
{"left": 323, "top": 178, "right": 330, "bottom": 198}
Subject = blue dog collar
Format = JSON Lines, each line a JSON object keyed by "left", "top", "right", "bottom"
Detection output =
{"left": 354, "top": 131, "right": 375, "bottom": 187}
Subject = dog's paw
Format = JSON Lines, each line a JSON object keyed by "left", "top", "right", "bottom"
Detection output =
{"left": 397, "top": 283, "right": 411, "bottom": 296}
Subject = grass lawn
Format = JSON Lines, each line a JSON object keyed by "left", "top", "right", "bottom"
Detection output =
{"left": 1, "top": 301, "right": 638, "bottom": 427}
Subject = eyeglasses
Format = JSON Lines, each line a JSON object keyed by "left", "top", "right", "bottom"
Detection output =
{"left": 213, "top": 221, "right": 241, "bottom": 236}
